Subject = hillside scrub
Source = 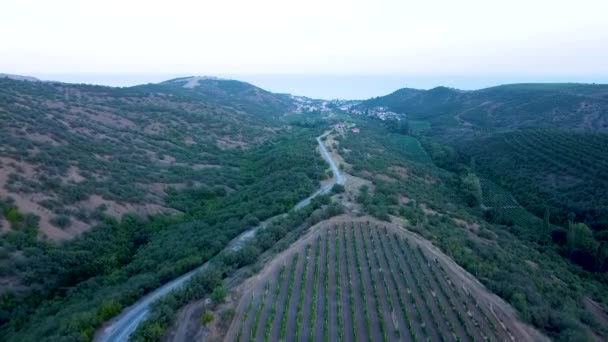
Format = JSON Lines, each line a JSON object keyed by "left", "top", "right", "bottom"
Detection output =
{"left": 0, "top": 128, "right": 329, "bottom": 341}
{"left": 130, "top": 200, "right": 344, "bottom": 342}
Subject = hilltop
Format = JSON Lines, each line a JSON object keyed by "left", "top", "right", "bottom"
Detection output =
{"left": 151, "top": 76, "right": 294, "bottom": 118}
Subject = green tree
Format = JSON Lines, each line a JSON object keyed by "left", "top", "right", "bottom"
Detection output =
{"left": 97, "top": 300, "right": 122, "bottom": 321}
{"left": 543, "top": 208, "right": 550, "bottom": 231}
{"left": 211, "top": 285, "right": 227, "bottom": 304}
{"left": 567, "top": 222, "right": 595, "bottom": 256}
{"left": 461, "top": 173, "right": 482, "bottom": 207}
{"left": 596, "top": 243, "right": 608, "bottom": 272}
{"left": 331, "top": 184, "right": 345, "bottom": 194}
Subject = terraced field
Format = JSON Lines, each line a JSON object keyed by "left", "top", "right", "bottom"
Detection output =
{"left": 224, "top": 219, "right": 541, "bottom": 342}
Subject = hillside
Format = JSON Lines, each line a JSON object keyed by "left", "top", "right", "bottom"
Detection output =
{"left": 0, "top": 77, "right": 293, "bottom": 240}
{"left": 3, "top": 76, "right": 608, "bottom": 342}
{"left": 361, "top": 83, "right": 608, "bottom": 134}
{"left": 156, "top": 121, "right": 608, "bottom": 342}
{"left": 331, "top": 123, "right": 608, "bottom": 340}
{"left": 154, "top": 76, "right": 294, "bottom": 118}
{"left": 224, "top": 218, "right": 544, "bottom": 341}
{"left": 363, "top": 83, "right": 608, "bottom": 275}
{"left": 0, "top": 76, "right": 332, "bottom": 341}
{"left": 459, "top": 130, "right": 608, "bottom": 272}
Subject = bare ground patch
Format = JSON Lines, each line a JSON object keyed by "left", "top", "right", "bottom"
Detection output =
{"left": 80, "top": 194, "right": 179, "bottom": 218}
{"left": 452, "top": 218, "right": 480, "bottom": 233}
{"left": 389, "top": 165, "right": 410, "bottom": 179}
{"left": 583, "top": 297, "right": 608, "bottom": 332}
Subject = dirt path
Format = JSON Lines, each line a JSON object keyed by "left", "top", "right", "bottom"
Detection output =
{"left": 352, "top": 223, "right": 384, "bottom": 342}
{"left": 337, "top": 225, "right": 356, "bottom": 342}
{"left": 344, "top": 226, "right": 370, "bottom": 340}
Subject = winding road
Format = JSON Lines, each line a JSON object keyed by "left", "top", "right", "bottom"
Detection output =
{"left": 95, "top": 130, "right": 343, "bottom": 342}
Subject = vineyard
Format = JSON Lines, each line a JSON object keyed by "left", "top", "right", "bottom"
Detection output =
{"left": 464, "top": 129, "right": 608, "bottom": 228}
{"left": 384, "top": 134, "right": 434, "bottom": 165}
{"left": 224, "top": 219, "right": 535, "bottom": 342}
{"left": 479, "top": 178, "right": 553, "bottom": 231}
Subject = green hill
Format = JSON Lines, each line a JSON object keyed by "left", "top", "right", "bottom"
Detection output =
{"left": 0, "top": 76, "right": 328, "bottom": 341}
{"left": 361, "top": 83, "right": 608, "bottom": 134}
{"left": 153, "top": 76, "right": 294, "bottom": 117}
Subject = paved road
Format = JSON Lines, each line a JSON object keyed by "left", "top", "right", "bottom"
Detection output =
{"left": 294, "top": 131, "right": 344, "bottom": 210}
{"left": 95, "top": 130, "right": 343, "bottom": 342}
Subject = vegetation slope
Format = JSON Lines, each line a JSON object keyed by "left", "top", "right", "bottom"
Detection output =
{"left": 358, "top": 85, "right": 608, "bottom": 340}
{"left": 0, "top": 77, "right": 330, "bottom": 341}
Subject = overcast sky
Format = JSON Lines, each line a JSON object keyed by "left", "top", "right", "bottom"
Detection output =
{"left": 2, "top": 0, "right": 608, "bottom": 77}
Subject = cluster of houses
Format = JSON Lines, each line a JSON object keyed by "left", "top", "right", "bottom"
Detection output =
{"left": 334, "top": 121, "right": 360, "bottom": 134}
{"left": 364, "top": 106, "right": 402, "bottom": 121}
{"left": 290, "top": 96, "right": 402, "bottom": 123}
{"left": 291, "top": 96, "right": 335, "bottom": 114}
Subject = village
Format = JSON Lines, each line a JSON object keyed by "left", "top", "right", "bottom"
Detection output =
{"left": 290, "top": 95, "right": 403, "bottom": 121}
{"left": 333, "top": 121, "right": 360, "bottom": 134}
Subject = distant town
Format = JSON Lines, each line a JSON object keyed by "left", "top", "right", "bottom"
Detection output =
{"left": 290, "top": 95, "right": 403, "bottom": 121}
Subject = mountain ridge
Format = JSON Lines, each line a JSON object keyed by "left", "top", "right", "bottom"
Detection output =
{"left": 361, "top": 82, "right": 608, "bottom": 132}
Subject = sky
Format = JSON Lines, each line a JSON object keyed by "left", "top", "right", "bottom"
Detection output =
{"left": 2, "top": 0, "right": 608, "bottom": 97}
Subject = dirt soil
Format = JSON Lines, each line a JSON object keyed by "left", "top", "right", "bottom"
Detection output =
{"left": 583, "top": 297, "right": 608, "bottom": 332}
{"left": 324, "top": 133, "right": 350, "bottom": 170}
{"left": 0, "top": 157, "right": 89, "bottom": 240}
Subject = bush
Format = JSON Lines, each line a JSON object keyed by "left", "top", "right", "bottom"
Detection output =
{"left": 201, "top": 311, "right": 214, "bottom": 325}
{"left": 331, "top": 184, "right": 345, "bottom": 194}
{"left": 211, "top": 285, "right": 227, "bottom": 304}
{"left": 3, "top": 207, "right": 23, "bottom": 226}
{"left": 460, "top": 173, "right": 482, "bottom": 207}
{"left": 50, "top": 215, "right": 72, "bottom": 228}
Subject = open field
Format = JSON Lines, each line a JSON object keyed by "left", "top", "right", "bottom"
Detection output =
{"left": 223, "top": 217, "right": 544, "bottom": 341}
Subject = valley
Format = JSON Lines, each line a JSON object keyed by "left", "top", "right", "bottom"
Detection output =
{"left": 2, "top": 1, "right": 608, "bottom": 341}
{"left": 96, "top": 130, "right": 345, "bottom": 342}
{"left": 0, "top": 75, "right": 607, "bottom": 342}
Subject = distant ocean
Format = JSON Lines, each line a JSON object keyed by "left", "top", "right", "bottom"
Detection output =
{"left": 29, "top": 73, "right": 608, "bottom": 100}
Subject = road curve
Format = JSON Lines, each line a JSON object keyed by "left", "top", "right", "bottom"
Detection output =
{"left": 294, "top": 131, "right": 344, "bottom": 210}
{"left": 95, "top": 130, "right": 343, "bottom": 342}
